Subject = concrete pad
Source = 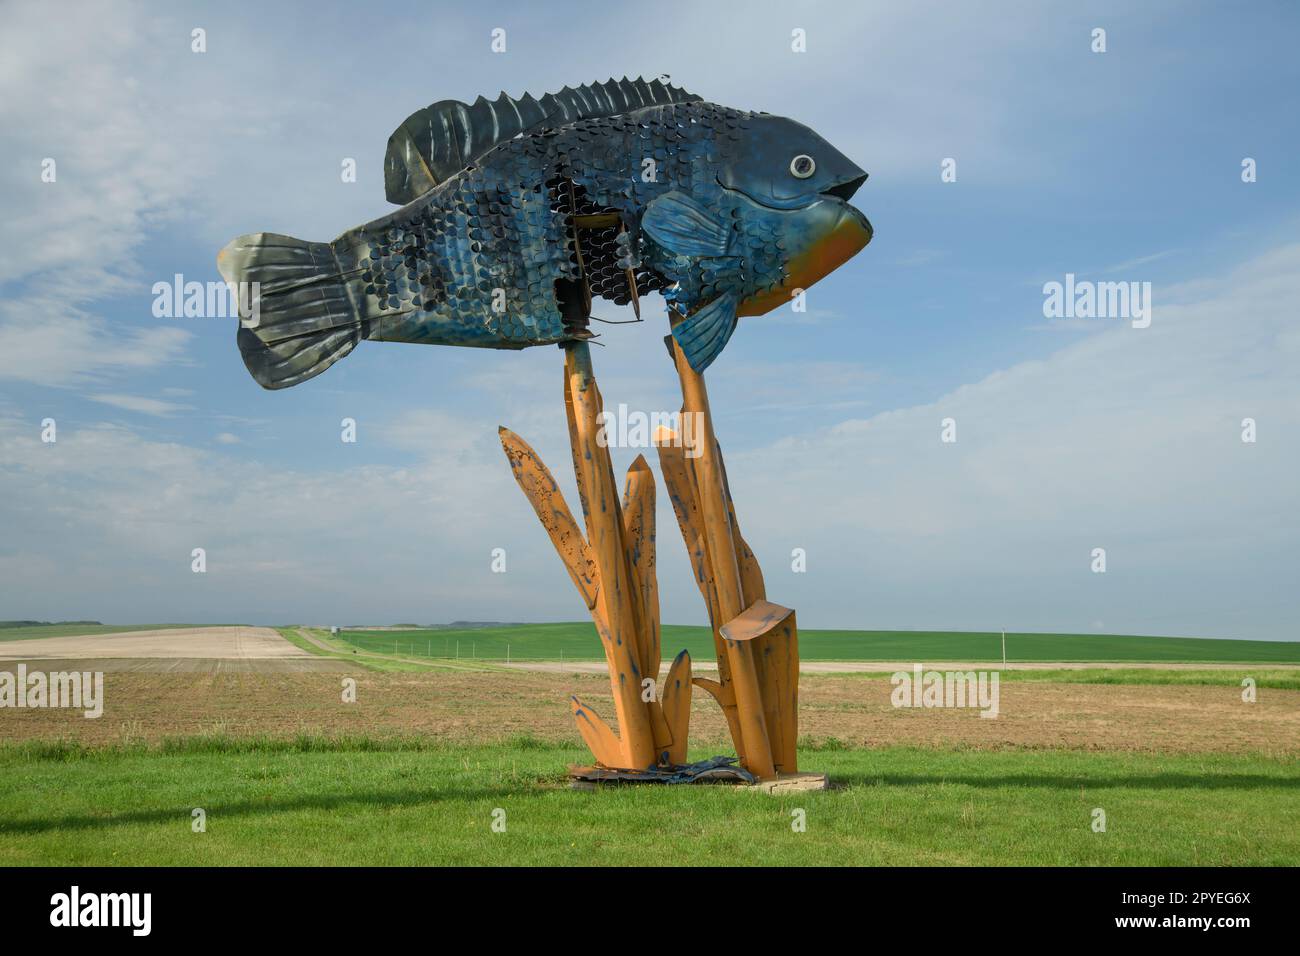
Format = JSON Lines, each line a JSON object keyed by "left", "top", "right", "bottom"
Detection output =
{"left": 745, "top": 772, "right": 829, "bottom": 794}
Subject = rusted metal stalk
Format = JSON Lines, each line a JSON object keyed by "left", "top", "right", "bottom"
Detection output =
{"left": 669, "top": 341, "right": 777, "bottom": 779}
{"left": 563, "top": 342, "right": 658, "bottom": 768}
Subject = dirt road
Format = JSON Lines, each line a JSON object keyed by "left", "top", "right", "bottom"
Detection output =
{"left": 0, "top": 626, "right": 333, "bottom": 669}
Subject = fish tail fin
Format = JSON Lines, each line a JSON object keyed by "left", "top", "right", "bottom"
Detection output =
{"left": 217, "top": 233, "right": 363, "bottom": 390}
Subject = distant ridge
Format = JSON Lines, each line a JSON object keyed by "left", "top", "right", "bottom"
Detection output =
{"left": 0, "top": 619, "right": 102, "bottom": 629}
{"left": 339, "top": 622, "right": 525, "bottom": 631}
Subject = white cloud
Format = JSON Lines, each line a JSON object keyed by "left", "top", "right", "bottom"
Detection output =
{"left": 0, "top": 2, "right": 203, "bottom": 384}
{"left": 0, "top": 313, "right": 191, "bottom": 387}
{"left": 601, "top": 0, "right": 1075, "bottom": 185}
{"left": 1100, "top": 249, "right": 1176, "bottom": 273}
{"left": 89, "top": 393, "right": 195, "bottom": 417}
{"left": 0, "top": 412, "right": 537, "bottom": 623}
{"left": 1, "top": 244, "right": 1294, "bottom": 637}
{"left": 0, "top": 0, "right": 403, "bottom": 386}
{"left": 0, "top": 0, "right": 1293, "bottom": 642}
{"left": 720, "top": 244, "right": 1300, "bottom": 639}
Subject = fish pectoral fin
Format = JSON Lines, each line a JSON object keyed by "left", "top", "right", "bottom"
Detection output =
{"left": 671, "top": 292, "right": 738, "bottom": 372}
{"left": 641, "top": 191, "right": 730, "bottom": 257}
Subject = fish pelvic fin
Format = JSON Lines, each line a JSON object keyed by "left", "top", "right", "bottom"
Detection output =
{"left": 671, "top": 292, "right": 738, "bottom": 373}
{"left": 217, "top": 233, "right": 363, "bottom": 390}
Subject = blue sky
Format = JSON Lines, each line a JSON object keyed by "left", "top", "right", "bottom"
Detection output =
{"left": 1, "top": 0, "right": 1297, "bottom": 639}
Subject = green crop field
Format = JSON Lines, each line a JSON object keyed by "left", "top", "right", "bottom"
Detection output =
{"left": 4, "top": 619, "right": 1293, "bottom": 662}
{"left": 837, "top": 667, "right": 1300, "bottom": 690}
{"left": 336, "top": 622, "right": 1300, "bottom": 664}
{"left": 1, "top": 737, "right": 1295, "bottom": 866}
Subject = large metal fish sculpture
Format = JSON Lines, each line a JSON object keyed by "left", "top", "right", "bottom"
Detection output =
{"left": 218, "top": 77, "right": 871, "bottom": 388}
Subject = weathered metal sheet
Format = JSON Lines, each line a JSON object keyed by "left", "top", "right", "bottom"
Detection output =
{"left": 658, "top": 427, "right": 754, "bottom": 764}
{"left": 563, "top": 360, "right": 593, "bottom": 532}
{"left": 671, "top": 340, "right": 776, "bottom": 779}
{"left": 498, "top": 426, "right": 599, "bottom": 610}
{"left": 719, "top": 446, "right": 767, "bottom": 606}
{"left": 500, "top": 344, "right": 668, "bottom": 771}
{"left": 571, "top": 696, "right": 623, "bottom": 768}
{"left": 718, "top": 438, "right": 798, "bottom": 772}
{"left": 570, "top": 755, "right": 755, "bottom": 786}
{"left": 721, "top": 601, "right": 799, "bottom": 774}
{"left": 564, "top": 344, "right": 656, "bottom": 768}
{"left": 648, "top": 700, "right": 674, "bottom": 759}
{"left": 221, "top": 81, "right": 870, "bottom": 389}
{"left": 654, "top": 430, "right": 734, "bottom": 689}
{"left": 655, "top": 431, "right": 718, "bottom": 620}
{"left": 621, "top": 454, "right": 660, "bottom": 681}
{"left": 759, "top": 611, "right": 800, "bottom": 774}
{"left": 384, "top": 78, "right": 703, "bottom": 204}
{"left": 661, "top": 650, "right": 693, "bottom": 766}
{"left": 720, "top": 600, "right": 793, "bottom": 644}
{"left": 692, "top": 680, "right": 746, "bottom": 767}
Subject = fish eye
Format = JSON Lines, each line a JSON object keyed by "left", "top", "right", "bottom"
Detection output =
{"left": 789, "top": 154, "right": 816, "bottom": 179}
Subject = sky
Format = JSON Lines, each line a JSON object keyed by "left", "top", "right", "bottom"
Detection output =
{"left": 1, "top": 0, "right": 1297, "bottom": 640}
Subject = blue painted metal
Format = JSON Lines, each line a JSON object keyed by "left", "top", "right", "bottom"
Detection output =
{"left": 570, "top": 755, "right": 757, "bottom": 786}
{"left": 218, "top": 78, "right": 870, "bottom": 389}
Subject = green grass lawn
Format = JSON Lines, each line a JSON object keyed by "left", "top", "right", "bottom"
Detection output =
{"left": 336, "top": 623, "right": 1300, "bottom": 664}
{"left": 1, "top": 737, "right": 1295, "bottom": 865}
{"left": 0, "top": 623, "right": 200, "bottom": 642}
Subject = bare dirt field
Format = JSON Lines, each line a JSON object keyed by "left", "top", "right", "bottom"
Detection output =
{"left": 0, "top": 657, "right": 351, "bottom": 674}
{"left": 0, "top": 626, "right": 314, "bottom": 661}
{"left": 2, "top": 669, "right": 1295, "bottom": 757}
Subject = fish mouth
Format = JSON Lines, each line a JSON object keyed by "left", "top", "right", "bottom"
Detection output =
{"left": 834, "top": 196, "right": 873, "bottom": 246}
{"left": 822, "top": 173, "right": 867, "bottom": 203}
{"left": 718, "top": 170, "right": 868, "bottom": 211}
{"left": 736, "top": 195, "right": 872, "bottom": 317}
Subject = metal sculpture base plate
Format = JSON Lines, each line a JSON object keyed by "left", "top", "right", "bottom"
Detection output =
{"left": 568, "top": 755, "right": 755, "bottom": 788}
{"left": 568, "top": 758, "right": 828, "bottom": 793}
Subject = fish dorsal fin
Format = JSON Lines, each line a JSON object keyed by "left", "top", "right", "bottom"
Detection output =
{"left": 384, "top": 77, "right": 702, "bottom": 205}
